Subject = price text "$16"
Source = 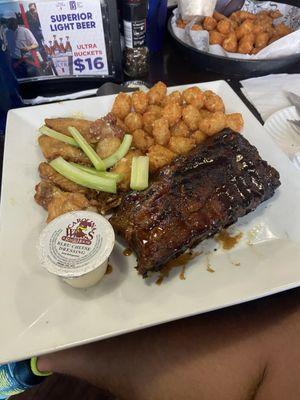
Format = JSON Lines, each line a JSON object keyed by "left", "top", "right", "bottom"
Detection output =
{"left": 74, "top": 57, "right": 104, "bottom": 73}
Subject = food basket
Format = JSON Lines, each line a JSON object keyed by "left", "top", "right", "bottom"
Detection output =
{"left": 168, "top": 1, "right": 300, "bottom": 78}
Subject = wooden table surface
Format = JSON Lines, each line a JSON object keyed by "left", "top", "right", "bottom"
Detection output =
{"left": 1, "top": 26, "right": 299, "bottom": 400}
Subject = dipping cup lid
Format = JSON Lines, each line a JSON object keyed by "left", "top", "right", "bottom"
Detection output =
{"left": 38, "top": 211, "right": 115, "bottom": 279}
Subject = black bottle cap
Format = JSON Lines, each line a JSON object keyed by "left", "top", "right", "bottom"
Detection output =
{"left": 122, "top": 0, "right": 148, "bottom": 21}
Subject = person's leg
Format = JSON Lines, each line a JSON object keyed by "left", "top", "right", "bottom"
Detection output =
{"left": 254, "top": 295, "right": 300, "bottom": 400}
{"left": 38, "top": 289, "right": 300, "bottom": 400}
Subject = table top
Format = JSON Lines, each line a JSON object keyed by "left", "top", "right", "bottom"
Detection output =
{"left": 0, "top": 32, "right": 299, "bottom": 304}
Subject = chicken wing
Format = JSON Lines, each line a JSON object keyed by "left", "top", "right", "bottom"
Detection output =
{"left": 87, "top": 191, "right": 123, "bottom": 215}
{"left": 38, "top": 135, "right": 91, "bottom": 165}
{"left": 35, "top": 181, "right": 89, "bottom": 222}
{"left": 89, "top": 113, "right": 125, "bottom": 144}
{"left": 35, "top": 181, "right": 60, "bottom": 210}
{"left": 45, "top": 118, "right": 92, "bottom": 143}
{"left": 38, "top": 162, "right": 88, "bottom": 194}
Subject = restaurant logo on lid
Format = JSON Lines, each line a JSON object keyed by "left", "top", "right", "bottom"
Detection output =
{"left": 61, "top": 218, "right": 96, "bottom": 246}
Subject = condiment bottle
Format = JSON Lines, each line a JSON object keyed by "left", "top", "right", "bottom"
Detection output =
{"left": 122, "top": 0, "right": 149, "bottom": 78}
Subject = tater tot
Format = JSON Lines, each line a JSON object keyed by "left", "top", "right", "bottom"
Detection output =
{"left": 235, "top": 19, "right": 254, "bottom": 40}
{"left": 191, "top": 24, "right": 203, "bottom": 31}
{"left": 96, "top": 137, "right": 121, "bottom": 159}
{"left": 230, "top": 20, "right": 239, "bottom": 30}
{"left": 182, "top": 86, "right": 205, "bottom": 109}
{"left": 147, "top": 105, "right": 163, "bottom": 117}
{"left": 198, "top": 111, "right": 227, "bottom": 136}
{"left": 199, "top": 109, "right": 213, "bottom": 119}
{"left": 252, "top": 19, "right": 273, "bottom": 35}
{"left": 209, "top": 30, "right": 225, "bottom": 45}
{"left": 256, "top": 14, "right": 273, "bottom": 26}
{"left": 152, "top": 117, "right": 170, "bottom": 146}
{"left": 203, "top": 16, "right": 217, "bottom": 31}
{"left": 266, "top": 25, "right": 276, "bottom": 36}
{"left": 162, "top": 102, "right": 182, "bottom": 127}
{"left": 270, "top": 10, "right": 282, "bottom": 19}
{"left": 112, "top": 92, "right": 132, "bottom": 120}
{"left": 132, "top": 91, "right": 148, "bottom": 114}
{"left": 171, "top": 121, "right": 190, "bottom": 137}
{"left": 204, "top": 90, "right": 225, "bottom": 113}
{"left": 255, "top": 19, "right": 274, "bottom": 36}
{"left": 217, "top": 19, "right": 232, "bottom": 35}
{"left": 275, "top": 23, "right": 292, "bottom": 37}
{"left": 238, "top": 33, "right": 255, "bottom": 54}
{"left": 147, "top": 144, "right": 176, "bottom": 173}
{"left": 168, "top": 136, "right": 196, "bottom": 155}
{"left": 236, "top": 11, "right": 256, "bottom": 21}
{"left": 252, "top": 23, "right": 264, "bottom": 35}
{"left": 169, "top": 90, "right": 183, "bottom": 105}
{"left": 222, "top": 31, "right": 238, "bottom": 53}
{"left": 161, "top": 90, "right": 183, "bottom": 106}
{"left": 132, "top": 129, "right": 154, "bottom": 152}
{"left": 226, "top": 113, "right": 244, "bottom": 132}
{"left": 142, "top": 112, "right": 157, "bottom": 134}
{"left": 111, "top": 150, "right": 142, "bottom": 190}
{"left": 257, "top": 10, "right": 270, "bottom": 17}
{"left": 124, "top": 112, "right": 143, "bottom": 132}
{"left": 213, "top": 11, "right": 227, "bottom": 22}
{"left": 268, "top": 34, "right": 281, "bottom": 45}
{"left": 147, "top": 81, "right": 167, "bottom": 105}
{"left": 251, "top": 47, "right": 263, "bottom": 55}
{"left": 255, "top": 32, "right": 270, "bottom": 48}
{"left": 182, "top": 105, "right": 200, "bottom": 131}
{"left": 191, "top": 130, "right": 208, "bottom": 144}
{"left": 176, "top": 19, "right": 186, "bottom": 29}
{"left": 229, "top": 12, "right": 242, "bottom": 24}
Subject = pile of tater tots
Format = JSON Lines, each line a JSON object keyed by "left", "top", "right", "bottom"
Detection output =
{"left": 176, "top": 9, "right": 292, "bottom": 55}
{"left": 111, "top": 81, "right": 244, "bottom": 173}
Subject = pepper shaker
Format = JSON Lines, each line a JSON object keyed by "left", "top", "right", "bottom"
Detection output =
{"left": 122, "top": 0, "right": 149, "bottom": 78}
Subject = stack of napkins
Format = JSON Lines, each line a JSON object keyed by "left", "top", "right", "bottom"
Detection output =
{"left": 240, "top": 74, "right": 300, "bottom": 122}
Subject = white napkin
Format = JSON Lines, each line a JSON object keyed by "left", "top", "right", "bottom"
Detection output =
{"left": 178, "top": 0, "right": 217, "bottom": 19}
{"left": 240, "top": 74, "right": 300, "bottom": 122}
{"left": 22, "top": 88, "right": 98, "bottom": 106}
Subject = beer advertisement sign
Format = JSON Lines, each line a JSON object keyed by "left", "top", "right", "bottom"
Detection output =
{"left": 0, "top": 0, "right": 109, "bottom": 80}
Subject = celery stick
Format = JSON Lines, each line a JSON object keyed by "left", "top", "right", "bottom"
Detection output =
{"left": 68, "top": 126, "right": 105, "bottom": 171}
{"left": 39, "top": 125, "right": 79, "bottom": 147}
{"left": 130, "top": 156, "right": 149, "bottom": 191}
{"left": 50, "top": 157, "right": 116, "bottom": 193}
{"left": 70, "top": 162, "right": 123, "bottom": 183}
{"left": 103, "top": 134, "right": 133, "bottom": 169}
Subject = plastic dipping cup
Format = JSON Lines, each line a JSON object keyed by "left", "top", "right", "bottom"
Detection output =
{"left": 38, "top": 211, "right": 115, "bottom": 289}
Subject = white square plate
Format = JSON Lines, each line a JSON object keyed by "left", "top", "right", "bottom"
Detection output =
{"left": 1, "top": 81, "right": 300, "bottom": 364}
